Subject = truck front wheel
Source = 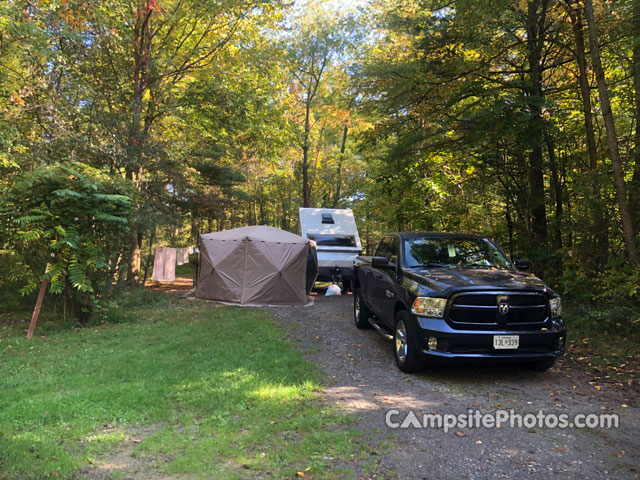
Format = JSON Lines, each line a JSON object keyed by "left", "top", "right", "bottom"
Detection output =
{"left": 393, "top": 310, "right": 424, "bottom": 373}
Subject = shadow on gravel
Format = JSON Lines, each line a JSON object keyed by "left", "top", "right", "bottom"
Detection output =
{"left": 415, "top": 361, "right": 554, "bottom": 382}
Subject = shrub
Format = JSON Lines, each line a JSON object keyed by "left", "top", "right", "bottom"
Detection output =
{"left": 1, "top": 161, "right": 134, "bottom": 322}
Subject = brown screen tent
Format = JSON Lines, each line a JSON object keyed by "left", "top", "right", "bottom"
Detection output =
{"left": 196, "top": 226, "right": 318, "bottom": 305}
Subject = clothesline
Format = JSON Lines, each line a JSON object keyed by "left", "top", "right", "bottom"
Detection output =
{"left": 152, "top": 245, "right": 196, "bottom": 282}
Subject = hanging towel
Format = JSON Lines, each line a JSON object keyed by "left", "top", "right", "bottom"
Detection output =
{"left": 163, "top": 248, "right": 176, "bottom": 281}
{"left": 176, "top": 247, "right": 190, "bottom": 266}
{"left": 151, "top": 246, "right": 166, "bottom": 282}
{"left": 151, "top": 246, "right": 177, "bottom": 282}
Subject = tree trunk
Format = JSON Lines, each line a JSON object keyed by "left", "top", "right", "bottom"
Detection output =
{"left": 525, "top": 0, "right": 548, "bottom": 249}
{"left": 141, "top": 229, "right": 155, "bottom": 285}
{"left": 505, "top": 200, "right": 514, "bottom": 259}
{"left": 584, "top": 0, "right": 640, "bottom": 267}
{"left": 630, "top": 0, "right": 640, "bottom": 232}
{"left": 567, "top": 3, "right": 608, "bottom": 264}
{"left": 568, "top": 7, "right": 599, "bottom": 172}
{"left": 126, "top": 0, "right": 154, "bottom": 282}
{"left": 545, "top": 134, "right": 563, "bottom": 251}
{"left": 302, "top": 80, "right": 312, "bottom": 208}
{"left": 332, "top": 121, "right": 348, "bottom": 208}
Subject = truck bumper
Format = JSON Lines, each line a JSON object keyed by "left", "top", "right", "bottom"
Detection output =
{"left": 414, "top": 316, "right": 566, "bottom": 361}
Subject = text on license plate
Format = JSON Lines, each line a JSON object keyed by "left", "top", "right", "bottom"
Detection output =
{"left": 493, "top": 335, "right": 519, "bottom": 349}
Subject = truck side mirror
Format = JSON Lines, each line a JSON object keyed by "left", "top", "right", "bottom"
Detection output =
{"left": 371, "top": 256, "right": 390, "bottom": 268}
{"left": 514, "top": 258, "right": 530, "bottom": 271}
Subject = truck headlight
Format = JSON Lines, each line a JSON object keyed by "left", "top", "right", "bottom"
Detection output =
{"left": 412, "top": 297, "right": 447, "bottom": 318}
{"left": 549, "top": 297, "right": 562, "bottom": 318}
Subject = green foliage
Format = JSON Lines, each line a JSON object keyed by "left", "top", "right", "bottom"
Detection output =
{"left": 566, "top": 302, "right": 640, "bottom": 334}
{"left": 560, "top": 254, "right": 640, "bottom": 306}
{"left": 352, "top": 0, "right": 640, "bottom": 305}
{"left": 2, "top": 0, "right": 639, "bottom": 330}
{"left": 2, "top": 162, "right": 134, "bottom": 322}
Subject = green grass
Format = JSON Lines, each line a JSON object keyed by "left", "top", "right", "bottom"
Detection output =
{"left": 174, "top": 261, "right": 195, "bottom": 277}
{"left": 0, "top": 299, "right": 362, "bottom": 479}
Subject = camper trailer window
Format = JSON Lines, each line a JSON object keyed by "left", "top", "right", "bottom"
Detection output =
{"left": 308, "top": 234, "right": 357, "bottom": 247}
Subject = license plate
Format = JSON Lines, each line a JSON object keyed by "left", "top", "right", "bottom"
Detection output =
{"left": 493, "top": 335, "right": 519, "bottom": 349}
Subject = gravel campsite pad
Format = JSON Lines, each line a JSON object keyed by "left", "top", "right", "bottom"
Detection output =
{"left": 268, "top": 293, "right": 640, "bottom": 479}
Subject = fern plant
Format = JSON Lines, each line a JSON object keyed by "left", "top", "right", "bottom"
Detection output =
{"left": 4, "top": 161, "right": 134, "bottom": 322}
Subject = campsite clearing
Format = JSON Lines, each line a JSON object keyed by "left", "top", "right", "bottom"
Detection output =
{"left": 2, "top": 288, "right": 639, "bottom": 479}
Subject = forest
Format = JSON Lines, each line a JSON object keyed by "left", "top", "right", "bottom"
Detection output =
{"left": 1, "top": 0, "right": 639, "bottom": 334}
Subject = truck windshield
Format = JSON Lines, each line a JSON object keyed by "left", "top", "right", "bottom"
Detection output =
{"left": 308, "top": 234, "right": 357, "bottom": 247}
{"left": 403, "top": 237, "right": 511, "bottom": 269}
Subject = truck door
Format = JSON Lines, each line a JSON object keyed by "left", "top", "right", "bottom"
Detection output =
{"left": 376, "top": 236, "right": 400, "bottom": 329}
{"left": 368, "top": 236, "right": 396, "bottom": 322}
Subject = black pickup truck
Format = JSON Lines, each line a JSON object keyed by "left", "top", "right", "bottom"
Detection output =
{"left": 353, "top": 233, "right": 566, "bottom": 373}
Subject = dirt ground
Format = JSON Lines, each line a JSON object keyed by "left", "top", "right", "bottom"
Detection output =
{"left": 145, "top": 277, "right": 194, "bottom": 295}
{"left": 268, "top": 293, "right": 640, "bottom": 480}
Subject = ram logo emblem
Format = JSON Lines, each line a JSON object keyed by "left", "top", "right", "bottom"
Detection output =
{"left": 497, "top": 295, "right": 509, "bottom": 315}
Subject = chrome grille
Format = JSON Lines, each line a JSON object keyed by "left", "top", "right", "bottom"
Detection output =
{"left": 448, "top": 292, "right": 549, "bottom": 330}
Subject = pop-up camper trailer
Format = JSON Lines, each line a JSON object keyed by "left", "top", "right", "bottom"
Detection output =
{"left": 298, "top": 208, "right": 362, "bottom": 290}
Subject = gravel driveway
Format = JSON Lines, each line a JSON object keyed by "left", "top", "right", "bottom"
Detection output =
{"left": 269, "top": 293, "right": 639, "bottom": 479}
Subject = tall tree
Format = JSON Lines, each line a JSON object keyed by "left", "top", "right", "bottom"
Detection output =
{"left": 630, "top": 0, "right": 640, "bottom": 231}
{"left": 524, "top": 0, "right": 549, "bottom": 248}
{"left": 564, "top": 1, "right": 607, "bottom": 261}
{"left": 286, "top": 3, "right": 353, "bottom": 207}
{"left": 583, "top": 0, "right": 640, "bottom": 267}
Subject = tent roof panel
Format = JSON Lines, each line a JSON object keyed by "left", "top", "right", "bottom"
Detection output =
{"left": 201, "top": 225, "right": 308, "bottom": 244}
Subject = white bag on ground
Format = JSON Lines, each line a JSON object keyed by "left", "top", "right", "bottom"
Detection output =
{"left": 326, "top": 284, "right": 342, "bottom": 296}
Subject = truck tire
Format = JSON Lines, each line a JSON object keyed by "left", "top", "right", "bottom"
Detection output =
{"left": 393, "top": 310, "right": 424, "bottom": 373}
{"left": 354, "top": 288, "right": 372, "bottom": 329}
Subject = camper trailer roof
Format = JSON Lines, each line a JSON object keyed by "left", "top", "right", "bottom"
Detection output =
{"left": 299, "top": 208, "right": 362, "bottom": 249}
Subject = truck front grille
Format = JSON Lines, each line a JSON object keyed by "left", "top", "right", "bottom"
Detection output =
{"left": 448, "top": 293, "right": 549, "bottom": 330}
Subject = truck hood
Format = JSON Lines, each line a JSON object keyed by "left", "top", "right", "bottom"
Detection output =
{"left": 405, "top": 266, "right": 548, "bottom": 293}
